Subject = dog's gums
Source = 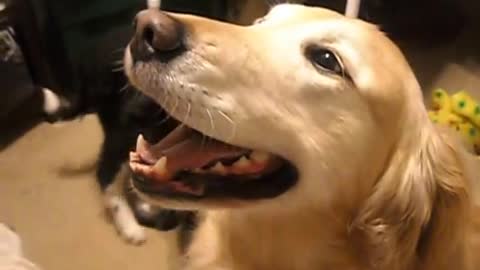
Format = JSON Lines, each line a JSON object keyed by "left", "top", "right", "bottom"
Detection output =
{"left": 129, "top": 119, "right": 298, "bottom": 199}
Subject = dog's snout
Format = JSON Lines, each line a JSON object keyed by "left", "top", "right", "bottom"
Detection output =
{"left": 131, "top": 9, "right": 184, "bottom": 61}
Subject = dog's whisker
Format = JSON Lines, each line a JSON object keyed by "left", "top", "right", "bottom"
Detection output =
{"left": 112, "top": 47, "right": 126, "bottom": 54}
{"left": 205, "top": 108, "right": 215, "bottom": 136}
{"left": 163, "top": 91, "right": 171, "bottom": 113}
{"left": 112, "top": 66, "right": 124, "bottom": 72}
{"left": 169, "top": 94, "right": 180, "bottom": 117}
{"left": 119, "top": 83, "right": 130, "bottom": 92}
{"left": 112, "top": 59, "right": 124, "bottom": 65}
{"left": 158, "top": 113, "right": 170, "bottom": 124}
{"left": 156, "top": 94, "right": 172, "bottom": 126}
{"left": 217, "top": 110, "right": 236, "bottom": 143}
{"left": 184, "top": 101, "right": 192, "bottom": 125}
{"left": 156, "top": 114, "right": 171, "bottom": 126}
{"left": 200, "top": 132, "right": 212, "bottom": 152}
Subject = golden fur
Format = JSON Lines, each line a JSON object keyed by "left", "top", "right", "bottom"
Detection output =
{"left": 125, "top": 4, "right": 480, "bottom": 269}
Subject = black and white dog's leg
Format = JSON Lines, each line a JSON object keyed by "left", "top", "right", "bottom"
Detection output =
{"left": 41, "top": 88, "right": 62, "bottom": 115}
{"left": 127, "top": 182, "right": 182, "bottom": 231}
{"left": 40, "top": 88, "right": 73, "bottom": 123}
{"left": 103, "top": 164, "right": 146, "bottom": 245}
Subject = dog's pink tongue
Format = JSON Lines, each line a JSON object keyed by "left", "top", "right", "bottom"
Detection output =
{"left": 135, "top": 125, "right": 248, "bottom": 176}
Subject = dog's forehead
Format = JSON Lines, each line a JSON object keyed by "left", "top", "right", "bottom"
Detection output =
{"left": 267, "top": 4, "right": 343, "bottom": 23}
{"left": 264, "top": 4, "right": 384, "bottom": 55}
{"left": 263, "top": 6, "right": 416, "bottom": 105}
{"left": 264, "top": 6, "right": 395, "bottom": 78}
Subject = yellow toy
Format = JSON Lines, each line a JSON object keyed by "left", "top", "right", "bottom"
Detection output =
{"left": 451, "top": 91, "right": 480, "bottom": 127}
{"left": 431, "top": 88, "right": 452, "bottom": 111}
{"left": 428, "top": 88, "right": 480, "bottom": 154}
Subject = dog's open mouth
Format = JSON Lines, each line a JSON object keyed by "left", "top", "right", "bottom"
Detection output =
{"left": 129, "top": 118, "right": 298, "bottom": 200}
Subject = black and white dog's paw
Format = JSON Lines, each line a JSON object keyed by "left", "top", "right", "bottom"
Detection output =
{"left": 134, "top": 201, "right": 182, "bottom": 231}
{"left": 106, "top": 195, "right": 147, "bottom": 246}
{"left": 117, "top": 219, "right": 147, "bottom": 245}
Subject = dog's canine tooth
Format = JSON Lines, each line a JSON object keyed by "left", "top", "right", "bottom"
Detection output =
{"left": 129, "top": 152, "right": 141, "bottom": 163}
{"left": 136, "top": 134, "right": 150, "bottom": 152}
{"left": 250, "top": 151, "right": 270, "bottom": 163}
{"left": 211, "top": 162, "right": 227, "bottom": 175}
{"left": 154, "top": 157, "right": 168, "bottom": 176}
{"left": 233, "top": 156, "right": 251, "bottom": 169}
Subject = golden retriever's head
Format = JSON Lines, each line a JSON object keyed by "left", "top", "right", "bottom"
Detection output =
{"left": 126, "top": 0, "right": 469, "bottom": 233}
{"left": 125, "top": 4, "right": 473, "bottom": 268}
{"left": 125, "top": 4, "right": 420, "bottom": 208}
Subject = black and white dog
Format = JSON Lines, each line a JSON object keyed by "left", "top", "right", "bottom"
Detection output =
{"left": 35, "top": 0, "right": 279, "bottom": 245}
{"left": 39, "top": 21, "right": 194, "bottom": 245}
{"left": 33, "top": 0, "right": 268, "bottom": 246}
{"left": 34, "top": 0, "right": 293, "bottom": 245}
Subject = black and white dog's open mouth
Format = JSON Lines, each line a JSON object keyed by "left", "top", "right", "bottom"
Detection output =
{"left": 129, "top": 114, "right": 298, "bottom": 200}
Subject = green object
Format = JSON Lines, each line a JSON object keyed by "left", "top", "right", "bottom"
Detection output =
{"left": 470, "top": 127, "right": 476, "bottom": 137}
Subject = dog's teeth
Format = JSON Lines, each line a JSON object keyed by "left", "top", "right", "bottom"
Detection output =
{"left": 136, "top": 134, "right": 150, "bottom": 152}
{"left": 233, "top": 156, "right": 251, "bottom": 169}
{"left": 211, "top": 162, "right": 227, "bottom": 175}
{"left": 154, "top": 157, "right": 168, "bottom": 175}
{"left": 130, "top": 152, "right": 140, "bottom": 162}
{"left": 250, "top": 151, "right": 270, "bottom": 163}
{"left": 193, "top": 168, "right": 206, "bottom": 174}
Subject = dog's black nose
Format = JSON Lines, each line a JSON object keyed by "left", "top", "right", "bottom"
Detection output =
{"left": 131, "top": 9, "right": 184, "bottom": 60}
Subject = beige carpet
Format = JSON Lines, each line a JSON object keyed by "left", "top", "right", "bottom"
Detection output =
{"left": 0, "top": 117, "right": 180, "bottom": 270}
{"left": 2, "top": 8, "right": 480, "bottom": 270}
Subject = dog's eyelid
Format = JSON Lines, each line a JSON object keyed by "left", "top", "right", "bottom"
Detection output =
{"left": 253, "top": 17, "right": 267, "bottom": 25}
{"left": 325, "top": 49, "right": 353, "bottom": 82}
{"left": 337, "top": 56, "right": 351, "bottom": 80}
{"left": 305, "top": 45, "right": 350, "bottom": 79}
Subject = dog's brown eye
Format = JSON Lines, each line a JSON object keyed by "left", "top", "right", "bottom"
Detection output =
{"left": 307, "top": 47, "right": 343, "bottom": 75}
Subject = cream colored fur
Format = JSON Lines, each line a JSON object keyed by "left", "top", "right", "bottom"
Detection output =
{"left": 125, "top": 4, "right": 480, "bottom": 270}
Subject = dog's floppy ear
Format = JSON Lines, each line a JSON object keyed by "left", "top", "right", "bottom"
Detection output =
{"left": 415, "top": 128, "right": 471, "bottom": 270}
{"left": 352, "top": 125, "right": 470, "bottom": 270}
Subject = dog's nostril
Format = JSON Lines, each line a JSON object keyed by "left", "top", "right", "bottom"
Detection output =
{"left": 143, "top": 26, "right": 155, "bottom": 48}
{"left": 133, "top": 9, "right": 184, "bottom": 56}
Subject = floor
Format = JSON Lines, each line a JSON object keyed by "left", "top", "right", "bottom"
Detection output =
{"left": 1, "top": 5, "right": 480, "bottom": 270}
{"left": 0, "top": 117, "right": 181, "bottom": 270}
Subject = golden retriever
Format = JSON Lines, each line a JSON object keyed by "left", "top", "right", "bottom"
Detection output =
{"left": 123, "top": 4, "right": 480, "bottom": 270}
